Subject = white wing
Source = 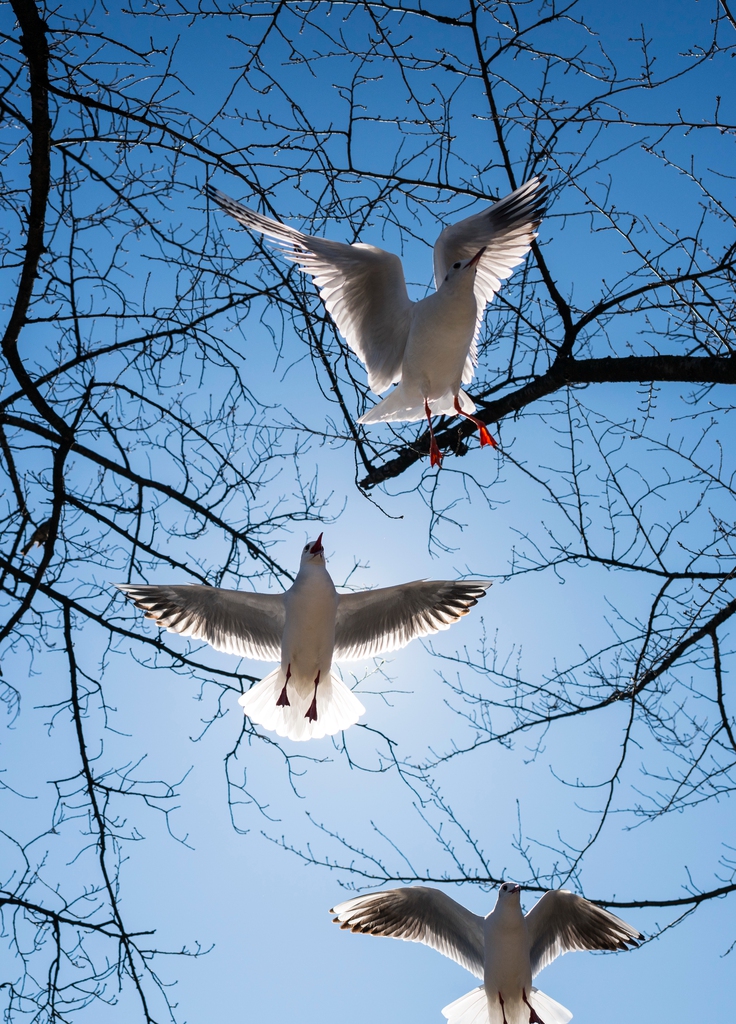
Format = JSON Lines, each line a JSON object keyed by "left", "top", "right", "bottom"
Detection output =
{"left": 433, "top": 176, "right": 547, "bottom": 383}
{"left": 209, "top": 186, "right": 413, "bottom": 394}
{"left": 117, "top": 583, "right": 285, "bottom": 661}
{"left": 333, "top": 580, "right": 490, "bottom": 660}
{"left": 525, "top": 890, "right": 642, "bottom": 978}
{"left": 331, "top": 887, "right": 485, "bottom": 978}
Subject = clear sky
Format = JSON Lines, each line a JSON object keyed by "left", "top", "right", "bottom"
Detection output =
{"left": 1, "top": 1, "right": 734, "bottom": 1022}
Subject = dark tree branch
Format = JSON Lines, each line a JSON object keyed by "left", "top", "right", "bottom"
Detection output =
{"left": 360, "top": 354, "right": 736, "bottom": 488}
{"left": 4, "top": 1, "right": 70, "bottom": 438}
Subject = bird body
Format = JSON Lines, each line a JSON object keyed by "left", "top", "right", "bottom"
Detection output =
{"left": 117, "top": 536, "right": 490, "bottom": 742}
{"left": 208, "top": 177, "right": 546, "bottom": 464}
{"left": 280, "top": 549, "right": 339, "bottom": 694}
{"left": 483, "top": 894, "right": 533, "bottom": 1023}
{"left": 362, "top": 260, "right": 480, "bottom": 424}
{"left": 331, "top": 882, "right": 641, "bottom": 1024}
{"left": 245, "top": 539, "right": 345, "bottom": 742}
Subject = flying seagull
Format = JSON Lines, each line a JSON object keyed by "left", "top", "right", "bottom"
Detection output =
{"left": 117, "top": 535, "right": 490, "bottom": 742}
{"left": 331, "top": 882, "right": 641, "bottom": 1024}
{"left": 207, "top": 177, "right": 546, "bottom": 466}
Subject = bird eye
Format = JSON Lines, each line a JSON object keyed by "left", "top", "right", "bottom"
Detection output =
{"left": 453, "top": 261, "right": 461, "bottom": 269}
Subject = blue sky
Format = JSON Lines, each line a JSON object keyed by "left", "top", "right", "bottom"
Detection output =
{"left": 1, "top": 1, "right": 735, "bottom": 1022}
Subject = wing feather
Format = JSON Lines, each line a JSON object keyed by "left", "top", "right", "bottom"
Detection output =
{"left": 334, "top": 580, "right": 490, "bottom": 661}
{"left": 525, "top": 890, "right": 642, "bottom": 978}
{"left": 433, "top": 177, "right": 548, "bottom": 382}
{"left": 117, "top": 583, "right": 285, "bottom": 661}
{"left": 331, "top": 887, "right": 485, "bottom": 978}
{"left": 208, "top": 186, "right": 413, "bottom": 394}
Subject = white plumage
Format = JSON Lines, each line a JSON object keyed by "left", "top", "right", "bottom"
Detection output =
{"left": 208, "top": 177, "right": 547, "bottom": 465}
{"left": 117, "top": 535, "right": 490, "bottom": 742}
{"left": 331, "top": 882, "right": 641, "bottom": 1024}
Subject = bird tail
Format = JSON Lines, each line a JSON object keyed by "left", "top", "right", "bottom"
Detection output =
{"left": 359, "top": 383, "right": 417, "bottom": 423}
{"left": 238, "top": 668, "right": 365, "bottom": 742}
{"left": 442, "top": 987, "right": 571, "bottom": 1024}
{"left": 527, "top": 989, "right": 572, "bottom": 1024}
{"left": 441, "top": 987, "right": 489, "bottom": 1024}
{"left": 359, "top": 386, "right": 476, "bottom": 424}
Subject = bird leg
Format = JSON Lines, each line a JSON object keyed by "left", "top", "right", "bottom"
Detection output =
{"left": 276, "top": 664, "right": 291, "bottom": 707}
{"left": 453, "top": 396, "right": 497, "bottom": 449}
{"left": 305, "top": 671, "right": 320, "bottom": 722}
{"left": 498, "top": 992, "right": 509, "bottom": 1024}
{"left": 424, "top": 400, "right": 443, "bottom": 467}
{"left": 522, "top": 988, "right": 547, "bottom": 1024}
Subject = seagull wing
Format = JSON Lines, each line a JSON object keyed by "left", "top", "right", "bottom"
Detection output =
{"left": 116, "top": 583, "right": 285, "bottom": 661}
{"left": 331, "top": 887, "right": 485, "bottom": 978}
{"left": 525, "top": 890, "right": 642, "bottom": 978}
{"left": 432, "top": 177, "right": 547, "bottom": 383}
{"left": 209, "top": 187, "right": 413, "bottom": 394}
{"left": 333, "top": 580, "right": 490, "bottom": 661}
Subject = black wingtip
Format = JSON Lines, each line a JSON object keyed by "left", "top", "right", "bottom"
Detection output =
{"left": 206, "top": 183, "right": 229, "bottom": 205}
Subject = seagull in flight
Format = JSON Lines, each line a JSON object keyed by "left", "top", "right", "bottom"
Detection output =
{"left": 207, "top": 177, "right": 547, "bottom": 466}
{"left": 332, "top": 882, "right": 641, "bottom": 1024}
{"left": 117, "top": 535, "right": 490, "bottom": 742}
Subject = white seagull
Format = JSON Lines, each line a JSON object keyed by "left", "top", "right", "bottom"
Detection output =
{"left": 117, "top": 535, "right": 490, "bottom": 742}
{"left": 207, "top": 177, "right": 546, "bottom": 466}
{"left": 331, "top": 882, "right": 642, "bottom": 1024}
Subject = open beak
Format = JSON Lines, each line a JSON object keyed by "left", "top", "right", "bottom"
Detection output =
{"left": 511, "top": 884, "right": 521, "bottom": 893}
{"left": 467, "top": 246, "right": 486, "bottom": 268}
{"left": 310, "top": 532, "right": 324, "bottom": 554}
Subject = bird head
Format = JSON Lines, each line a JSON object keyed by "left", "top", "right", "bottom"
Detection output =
{"left": 301, "top": 533, "right": 325, "bottom": 564}
{"left": 498, "top": 881, "right": 522, "bottom": 902}
{"left": 442, "top": 247, "right": 487, "bottom": 287}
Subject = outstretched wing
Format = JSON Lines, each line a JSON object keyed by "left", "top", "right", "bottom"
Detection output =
{"left": 334, "top": 580, "right": 490, "bottom": 661}
{"left": 433, "top": 176, "right": 547, "bottom": 383}
{"left": 208, "top": 186, "right": 413, "bottom": 394}
{"left": 117, "top": 583, "right": 285, "bottom": 661}
{"left": 525, "top": 890, "right": 642, "bottom": 978}
{"left": 331, "top": 886, "right": 485, "bottom": 979}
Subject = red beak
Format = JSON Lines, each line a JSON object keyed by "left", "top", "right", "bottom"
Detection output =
{"left": 310, "top": 533, "right": 324, "bottom": 554}
{"left": 467, "top": 246, "right": 486, "bottom": 268}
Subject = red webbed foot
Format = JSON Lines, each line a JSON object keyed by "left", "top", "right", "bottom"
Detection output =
{"left": 522, "top": 988, "right": 547, "bottom": 1024}
{"left": 477, "top": 421, "right": 497, "bottom": 448}
{"left": 425, "top": 399, "right": 443, "bottom": 467}
{"left": 304, "top": 671, "right": 320, "bottom": 722}
{"left": 453, "top": 396, "right": 497, "bottom": 449}
{"left": 498, "top": 992, "right": 509, "bottom": 1024}
{"left": 277, "top": 664, "right": 292, "bottom": 707}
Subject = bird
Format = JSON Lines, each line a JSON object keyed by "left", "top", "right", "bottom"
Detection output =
{"left": 117, "top": 535, "right": 490, "bottom": 742}
{"left": 21, "top": 519, "right": 51, "bottom": 556}
{"left": 331, "top": 882, "right": 642, "bottom": 1024}
{"left": 207, "top": 177, "right": 547, "bottom": 466}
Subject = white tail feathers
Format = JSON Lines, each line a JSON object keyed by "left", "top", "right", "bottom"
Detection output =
{"left": 528, "top": 989, "right": 573, "bottom": 1024}
{"left": 238, "top": 668, "right": 365, "bottom": 741}
{"left": 442, "top": 987, "right": 572, "bottom": 1024}
{"left": 442, "top": 987, "right": 489, "bottom": 1024}
{"left": 359, "top": 386, "right": 476, "bottom": 424}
